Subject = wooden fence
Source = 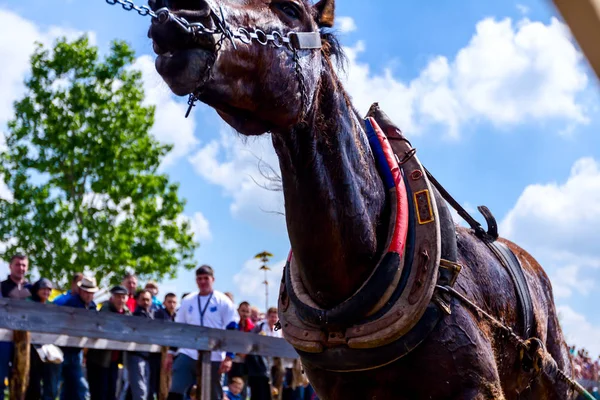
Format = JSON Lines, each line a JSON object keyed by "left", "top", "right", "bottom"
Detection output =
{"left": 0, "top": 298, "right": 299, "bottom": 400}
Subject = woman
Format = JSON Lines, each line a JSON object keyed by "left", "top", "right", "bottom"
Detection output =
{"left": 26, "top": 278, "right": 60, "bottom": 400}
{"left": 226, "top": 301, "right": 255, "bottom": 399}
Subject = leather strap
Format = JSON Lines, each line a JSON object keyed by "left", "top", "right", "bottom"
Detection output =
{"left": 485, "top": 241, "right": 534, "bottom": 338}
{"left": 285, "top": 252, "right": 401, "bottom": 328}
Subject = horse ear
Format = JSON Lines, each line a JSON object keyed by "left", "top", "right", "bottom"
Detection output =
{"left": 314, "top": 0, "right": 335, "bottom": 28}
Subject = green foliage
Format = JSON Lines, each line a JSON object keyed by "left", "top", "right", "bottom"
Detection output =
{"left": 0, "top": 35, "right": 199, "bottom": 288}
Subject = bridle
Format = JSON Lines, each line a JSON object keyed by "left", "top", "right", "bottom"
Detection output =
{"left": 104, "top": 0, "right": 323, "bottom": 119}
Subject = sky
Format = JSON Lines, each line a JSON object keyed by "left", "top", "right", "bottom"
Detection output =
{"left": 0, "top": 0, "right": 599, "bottom": 356}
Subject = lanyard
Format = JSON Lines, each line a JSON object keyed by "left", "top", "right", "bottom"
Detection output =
{"left": 197, "top": 292, "right": 214, "bottom": 327}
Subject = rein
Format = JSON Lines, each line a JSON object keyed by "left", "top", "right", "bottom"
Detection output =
{"left": 104, "top": 0, "right": 322, "bottom": 119}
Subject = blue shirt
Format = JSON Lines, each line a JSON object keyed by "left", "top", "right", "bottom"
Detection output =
{"left": 62, "top": 293, "right": 96, "bottom": 310}
{"left": 52, "top": 290, "right": 74, "bottom": 305}
{"left": 59, "top": 293, "right": 96, "bottom": 353}
{"left": 150, "top": 295, "right": 164, "bottom": 311}
{"left": 225, "top": 391, "right": 242, "bottom": 400}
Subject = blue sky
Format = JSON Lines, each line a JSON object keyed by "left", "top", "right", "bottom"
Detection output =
{"left": 0, "top": 0, "right": 599, "bottom": 356}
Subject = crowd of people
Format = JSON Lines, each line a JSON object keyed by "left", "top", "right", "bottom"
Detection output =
{"left": 570, "top": 345, "right": 600, "bottom": 397}
{"left": 0, "top": 254, "right": 319, "bottom": 400}
{"left": 3, "top": 252, "right": 600, "bottom": 400}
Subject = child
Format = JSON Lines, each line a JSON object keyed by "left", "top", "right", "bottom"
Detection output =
{"left": 224, "top": 376, "right": 245, "bottom": 400}
{"left": 187, "top": 378, "right": 245, "bottom": 400}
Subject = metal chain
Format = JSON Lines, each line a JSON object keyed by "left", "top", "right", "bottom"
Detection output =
{"left": 105, "top": 0, "right": 156, "bottom": 17}
{"left": 103, "top": 0, "right": 314, "bottom": 120}
{"left": 105, "top": 0, "right": 297, "bottom": 50}
{"left": 186, "top": 32, "right": 226, "bottom": 117}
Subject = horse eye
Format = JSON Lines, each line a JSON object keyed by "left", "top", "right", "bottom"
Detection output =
{"left": 275, "top": 3, "right": 301, "bottom": 19}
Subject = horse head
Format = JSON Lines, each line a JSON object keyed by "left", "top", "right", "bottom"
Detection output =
{"left": 148, "top": 0, "right": 336, "bottom": 135}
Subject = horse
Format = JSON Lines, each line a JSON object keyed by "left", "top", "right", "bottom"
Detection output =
{"left": 146, "top": 0, "right": 574, "bottom": 398}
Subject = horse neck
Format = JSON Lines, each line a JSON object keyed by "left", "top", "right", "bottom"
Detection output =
{"left": 272, "top": 63, "right": 388, "bottom": 309}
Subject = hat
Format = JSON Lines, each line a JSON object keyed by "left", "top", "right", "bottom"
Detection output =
{"left": 195, "top": 265, "right": 214, "bottom": 277}
{"left": 109, "top": 285, "right": 128, "bottom": 295}
{"left": 35, "top": 278, "right": 53, "bottom": 290}
{"left": 77, "top": 276, "right": 99, "bottom": 293}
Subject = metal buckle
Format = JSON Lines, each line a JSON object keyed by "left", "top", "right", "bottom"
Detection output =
{"left": 439, "top": 259, "right": 462, "bottom": 287}
{"left": 288, "top": 32, "right": 322, "bottom": 50}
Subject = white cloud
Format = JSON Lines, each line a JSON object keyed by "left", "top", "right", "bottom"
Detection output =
{"left": 500, "top": 157, "right": 600, "bottom": 356}
{"left": 131, "top": 56, "right": 199, "bottom": 168}
{"left": 0, "top": 9, "right": 96, "bottom": 129}
{"left": 550, "top": 264, "right": 595, "bottom": 299}
{"left": 500, "top": 157, "right": 600, "bottom": 258}
{"left": 337, "top": 16, "right": 357, "bottom": 34}
{"left": 189, "top": 212, "right": 212, "bottom": 242}
{"left": 188, "top": 129, "right": 286, "bottom": 232}
{"left": 557, "top": 305, "right": 600, "bottom": 357}
{"left": 339, "top": 16, "right": 590, "bottom": 138}
{"left": 232, "top": 257, "right": 286, "bottom": 311}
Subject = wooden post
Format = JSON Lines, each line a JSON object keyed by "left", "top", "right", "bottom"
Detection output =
{"left": 552, "top": 0, "right": 600, "bottom": 81}
{"left": 10, "top": 330, "right": 30, "bottom": 400}
{"left": 159, "top": 346, "right": 170, "bottom": 400}
{"left": 195, "top": 350, "right": 212, "bottom": 400}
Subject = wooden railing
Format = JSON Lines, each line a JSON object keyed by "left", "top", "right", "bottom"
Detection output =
{"left": 0, "top": 298, "right": 298, "bottom": 400}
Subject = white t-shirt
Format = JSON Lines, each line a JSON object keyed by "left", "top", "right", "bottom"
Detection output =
{"left": 175, "top": 290, "right": 236, "bottom": 362}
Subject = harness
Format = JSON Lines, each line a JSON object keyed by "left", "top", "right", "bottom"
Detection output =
{"left": 277, "top": 103, "right": 544, "bottom": 374}
{"left": 278, "top": 113, "right": 464, "bottom": 372}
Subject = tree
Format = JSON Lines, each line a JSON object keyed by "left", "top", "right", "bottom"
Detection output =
{"left": 0, "top": 35, "right": 199, "bottom": 287}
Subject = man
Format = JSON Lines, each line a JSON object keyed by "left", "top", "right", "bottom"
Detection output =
{"left": 167, "top": 265, "right": 236, "bottom": 400}
{"left": 150, "top": 292, "right": 178, "bottom": 399}
{"left": 87, "top": 285, "right": 131, "bottom": 400}
{"left": 125, "top": 289, "right": 154, "bottom": 400}
{"left": 55, "top": 275, "right": 98, "bottom": 400}
{"left": 0, "top": 254, "right": 32, "bottom": 400}
{"left": 155, "top": 292, "right": 177, "bottom": 321}
{"left": 52, "top": 272, "right": 84, "bottom": 305}
{"left": 122, "top": 272, "right": 138, "bottom": 312}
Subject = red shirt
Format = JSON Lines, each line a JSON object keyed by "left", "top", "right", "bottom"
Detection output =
{"left": 239, "top": 318, "right": 255, "bottom": 332}
{"left": 126, "top": 296, "right": 137, "bottom": 313}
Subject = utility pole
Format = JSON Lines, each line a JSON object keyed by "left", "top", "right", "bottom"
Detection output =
{"left": 254, "top": 251, "right": 273, "bottom": 312}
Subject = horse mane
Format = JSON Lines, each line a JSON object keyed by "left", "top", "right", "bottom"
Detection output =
{"left": 320, "top": 29, "right": 348, "bottom": 73}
